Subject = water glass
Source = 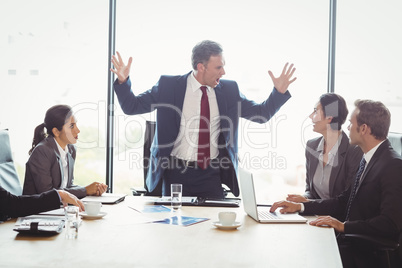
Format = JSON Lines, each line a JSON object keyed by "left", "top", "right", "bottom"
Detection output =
{"left": 171, "top": 184, "right": 182, "bottom": 210}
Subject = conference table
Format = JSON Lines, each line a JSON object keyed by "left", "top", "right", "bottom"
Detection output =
{"left": 0, "top": 196, "right": 342, "bottom": 267}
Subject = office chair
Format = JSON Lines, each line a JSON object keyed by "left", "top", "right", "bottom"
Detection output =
{"left": 388, "top": 132, "right": 402, "bottom": 156}
{"left": 131, "top": 121, "right": 162, "bottom": 196}
{"left": 343, "top": 234, "right": 400, "bottom": 268}
{"left": 0, "top": 129, "right": 22, "bottom": 195}
{"left": 343, "top": 132, "right": 402, "bottom": 268}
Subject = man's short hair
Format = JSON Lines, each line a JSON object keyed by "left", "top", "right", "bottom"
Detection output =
{"left": 354, "top": 99, "right": 391, "bottom": 140}
{"left": 319, "top": 93, "right": 348, "bottom": 131}
{"left": 191, "top": 40, "right": 223, "bottom": 70}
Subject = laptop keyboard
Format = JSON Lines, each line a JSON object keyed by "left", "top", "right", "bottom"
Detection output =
{"left": 258, "top": 210, "right": 281, "bottom": 220}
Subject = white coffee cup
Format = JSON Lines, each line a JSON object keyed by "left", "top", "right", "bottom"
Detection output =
{"left": 84, "top": 201, "right": 102, "bottom": 216}
{"left": 218, "top": 211, "right": 236, "bottom": 226}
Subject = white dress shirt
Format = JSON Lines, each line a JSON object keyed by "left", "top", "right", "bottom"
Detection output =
{"left": 54, "top": 138, "right": 69, "bottom": 189}
{"left": 312, "top": 134, "right": 342, "bottom": 199}
{"left": 170, "top": 72, "right": 220, "bottom": 161}
{"left": 356, "top": 140, "right": 385, "bottom": 189}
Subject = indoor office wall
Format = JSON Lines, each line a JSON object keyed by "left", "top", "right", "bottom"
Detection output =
{"left": 0, "top": 0, "right": 108, "bottom": 187}
{"left": 336, "top": 0, "right": 402, "bottom": 133}
{"left": 114, "top": 0, "right": 328, "bottom": 201}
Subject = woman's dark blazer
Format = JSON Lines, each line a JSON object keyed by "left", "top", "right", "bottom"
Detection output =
{"left": 304, "top": 131, "right": 363, "bottom": 199}
{"left": 22, "top": 137, "right": 87, "bottom": 198}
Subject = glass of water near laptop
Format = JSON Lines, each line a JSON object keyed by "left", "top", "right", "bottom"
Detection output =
{"left": 171, "top": 183, "right": 182, "bottom": 210}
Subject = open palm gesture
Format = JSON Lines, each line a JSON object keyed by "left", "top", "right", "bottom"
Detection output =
{"left": 110, "top": 51, "right": 133, "bottom": 84}
{"left": 268, "top": 63, "right": 297, "bottom": 94}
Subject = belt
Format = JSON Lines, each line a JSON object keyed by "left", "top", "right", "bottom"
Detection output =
{"left": 170, "top": 157, "right": 197, "bottom": 168}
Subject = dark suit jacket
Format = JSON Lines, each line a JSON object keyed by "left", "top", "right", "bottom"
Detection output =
{"left": 304, "top": 140, "right": 402, "bottom": 241}
{"left": 114, "top": 72, "right": 291, "bottom": 196}
{"left": 304, "top": 131, "right": 363, "bottom": 199}
{"left": 0, "top": 186, "right": 60, "bottom": 221}
{"left": 23, "top": 137, "right": 87, "bottom": 198}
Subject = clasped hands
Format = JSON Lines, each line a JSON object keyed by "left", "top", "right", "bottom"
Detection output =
{"left": 85, "top": 182, "right": 108, "bottom": 196}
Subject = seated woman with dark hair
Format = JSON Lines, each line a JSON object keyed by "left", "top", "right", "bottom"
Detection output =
{"left": 23, "top": 104, "right": 107, "bottom": 199}
{"left": 287, "top": 93, "right": 363, "bottom": 202}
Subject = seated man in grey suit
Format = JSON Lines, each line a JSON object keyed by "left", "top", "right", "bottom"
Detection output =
{"left": 270, "top": 99, "right": 402, "bottom": 268}
{"left": 1, "top": 185, "right": 84, "bottom": 221}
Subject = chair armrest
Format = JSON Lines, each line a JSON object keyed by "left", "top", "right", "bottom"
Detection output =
{"left": 343, "top": 234, "right": 399, "bottom": 251}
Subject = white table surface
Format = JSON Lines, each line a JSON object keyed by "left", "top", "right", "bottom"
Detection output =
{"left": 0, "top": 196, "right": 342, "bottom": 268}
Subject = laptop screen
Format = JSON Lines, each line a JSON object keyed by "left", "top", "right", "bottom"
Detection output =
{"left": 238, "top": 168, "right": 260, "bottom": 221}
{"left": 238, "top": 168, "right": 308, "bottom": 223}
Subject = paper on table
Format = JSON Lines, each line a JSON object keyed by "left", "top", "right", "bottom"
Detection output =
{"left": 129, "top": 205, "right": 172, "bottom": 213}
{"left": 38, "top": 208, "right": 65, "bottom": 216}
{"left": 153, "top": 216, "right": 209, "bottom": 226}
{"left": 104, "top": 206, "right": 161, "bottom": 226}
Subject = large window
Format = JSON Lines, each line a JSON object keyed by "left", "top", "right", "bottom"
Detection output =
{"left": 0, "top": 0, "right": 108, "bottom": 189}
{"left": 336, "top": 0, "right": 402, "bottom": 133}
{"left": 5, "top": 1, "right": 397, "bottom": 200}
{"left": 114, "top": 0, "right": 329, "bottom": 201}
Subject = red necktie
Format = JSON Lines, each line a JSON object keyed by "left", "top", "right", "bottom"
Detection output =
{"left": 197, "top": 86, "right": 210, "bottom": 169}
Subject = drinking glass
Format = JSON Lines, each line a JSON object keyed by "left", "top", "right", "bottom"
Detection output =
{"left": 171, "top": 184, "right": 182, "bottom": 210}
{"left": 65, "top": 206, "right": 79, "bottom": 239}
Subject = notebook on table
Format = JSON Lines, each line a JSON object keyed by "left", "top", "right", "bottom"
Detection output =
{"left": 14, "top": 216, "right": 65, "bottom": 235}
{"left": 239, "top": 168, "right": 307, "bottom": 223}
{"left": 82, "top": 193, "right": 127, "bottom": 204}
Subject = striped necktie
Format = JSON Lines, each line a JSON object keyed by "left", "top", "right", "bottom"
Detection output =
{"left": 345, "top": 157, "right": 366, "bottom": 220}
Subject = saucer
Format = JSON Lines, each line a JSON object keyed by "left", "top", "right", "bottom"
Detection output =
{"left": 80, "top": 211, "right": 107, "bottom": 220}
{"left": 212, "top": 221, "right": 241, "bottom": 230}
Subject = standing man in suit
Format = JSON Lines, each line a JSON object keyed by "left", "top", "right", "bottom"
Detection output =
{"left": 111, "top": 40, "right": 297, "bottom": 198}
{"left": 270, "top": 100, "right": 402, "bottom": 267}
{"left": 1, "top": 185, "right": 84, "bottom": 222}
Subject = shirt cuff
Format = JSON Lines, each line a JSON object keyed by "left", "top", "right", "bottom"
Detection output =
{"left": 56, "top": 190, "right": 62, "bottom": 202}
{"left": 299, "top": 203, "right": 305, "bottom": 213}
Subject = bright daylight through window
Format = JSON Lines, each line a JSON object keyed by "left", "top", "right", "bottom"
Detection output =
{"left": 1, "top": 0, "right": 400, "bottom": 201}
